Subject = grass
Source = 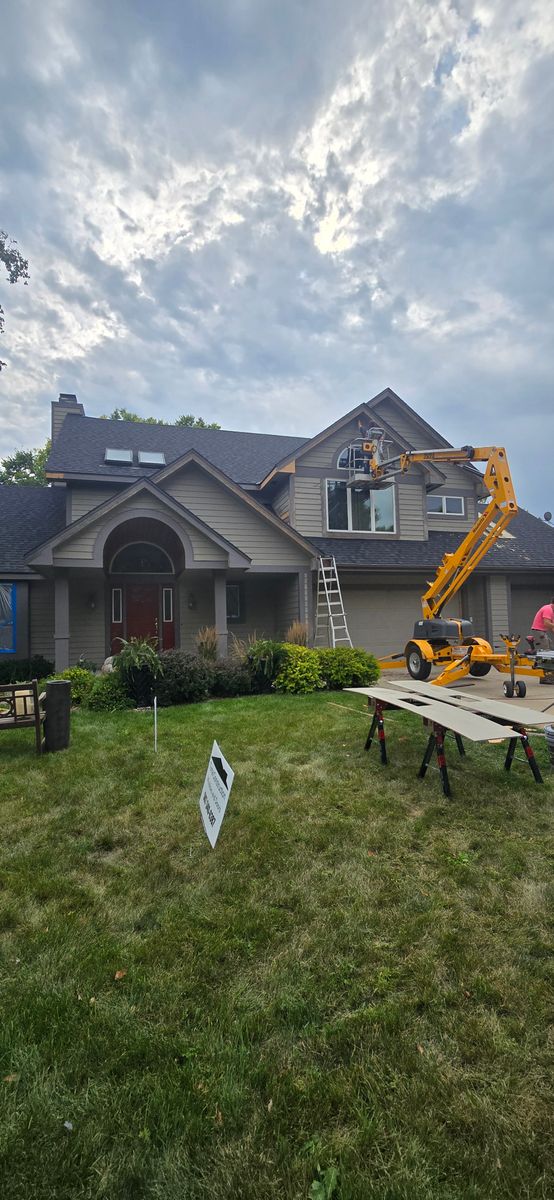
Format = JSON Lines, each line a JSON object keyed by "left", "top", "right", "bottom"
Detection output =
{"left": 0, "top": 692, "right": 553, "bottom": 1200}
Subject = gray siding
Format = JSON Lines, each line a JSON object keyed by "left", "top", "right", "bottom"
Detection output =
{"left": 293, "top": 476, "right": 324, "bottom": 536}
{"left": 29, "top": 581, "right": 55, "bottom": 662}
{"left": 69, "top": 486, "right": 119, "bottom": 522}
{"left": 298, "top": 417, "right": 368, "bottom": 470}
{"left": 486, "top": 575, "right": 510, "bottom": 649}
{"left": 397, "top": 482, "right": 426, "bottom": 540}
{"left": 178, "top": 575, "right": 216, "bottom": 653}
{"left": 426, "top": 490, "right": 477, "bottom": 533}
{"left": 69, "top": 578, "right": 107, "bottom": 667}
{"left": 275, "top": 575, "right": 300, "bottom": 639}
{"left": 164, "top": 466, "right": 310, "bottom": 565}
{"left": 373, "top": 397, "right": 480, "bottom": 500}
{"left": 56, "top": 492, "right": 225, "bottom": 565}
{"left": 272, "top": 479, "right": 290, "bottom": 522}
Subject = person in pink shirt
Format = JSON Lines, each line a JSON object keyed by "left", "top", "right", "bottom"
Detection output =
{"left": 529, "top": 597, "right": 554, "bottom": 683}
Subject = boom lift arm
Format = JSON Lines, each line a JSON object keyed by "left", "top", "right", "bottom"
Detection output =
{"left": 362, "top": 442, "right": 518, "bottom": 619}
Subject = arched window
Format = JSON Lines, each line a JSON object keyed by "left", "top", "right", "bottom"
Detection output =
{"left": 110, "top": 542, "right": 174, "bottom": 574}
{"left": 337, "top": 441, "right": 366, "bottom": 471}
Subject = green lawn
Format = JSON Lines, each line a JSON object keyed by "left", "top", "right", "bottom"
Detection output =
{"left": 0, "top": 693, "right": 553, "bottom": 1200}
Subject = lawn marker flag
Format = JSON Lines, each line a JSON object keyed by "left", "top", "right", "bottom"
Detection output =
{"left": 199, "top": 741, "right": 234, "bottom": 848}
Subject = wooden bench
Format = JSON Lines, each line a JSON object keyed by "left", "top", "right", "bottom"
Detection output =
{"left": 0, "top": 680, "right": 46, "bottom": 754}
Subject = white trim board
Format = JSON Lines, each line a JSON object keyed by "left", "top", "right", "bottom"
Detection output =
{"left": 391, "top": 680, "right": 551, "bottom": 727}
{"left": 344, "top": 686, "right": 519, "bottom": 742}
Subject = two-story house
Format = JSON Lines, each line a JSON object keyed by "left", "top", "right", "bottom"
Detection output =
{"left": 2, "top": 388, "right": 553, "bottom": 671}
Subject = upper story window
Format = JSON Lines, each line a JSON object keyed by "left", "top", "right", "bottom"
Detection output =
{"left": 0, "top": 583, "right": 16, "bottom": 653}
{"left": 427, "top": 494, "right": 464, "bottom": 516}
{"left": 326, "top": 480, "right": 395, "bottom": 533}
{"left": 105, "top": 448, "right": 133, "bottom": 464}
{"left": 110, "top": 542, "right": 174, "bottom": 574}
{"left": 337, "top": 442, "right": 367, "bottom": 471}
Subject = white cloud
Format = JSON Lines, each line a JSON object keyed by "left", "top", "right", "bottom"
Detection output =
{"left": 0, "top": 0, "right": 553, "bottom": 512}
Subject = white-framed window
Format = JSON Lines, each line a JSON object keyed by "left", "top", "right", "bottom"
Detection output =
{"left": 427, "top": 495, "right": 464, "bottom": 516}
{"left": 226, "top": 582, "right": 242, "bottom": 622}
{"left": 337, "top": 442, "right": 366, "bottom": 471}
{"left": 326, "top": 479, "right": 395, "bottom": 533}
{"left": 111, "top": 587, "right": 123, "bottom": 624}
{"left": 162, "top": 587, "right": 173, "bottom": 623}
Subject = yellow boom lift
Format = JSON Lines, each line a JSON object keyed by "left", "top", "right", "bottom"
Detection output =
{"left": 351, "top": 433, "right": 552, "bottom": 696}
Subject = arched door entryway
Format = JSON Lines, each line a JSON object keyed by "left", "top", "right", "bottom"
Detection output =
{"left": 104, "top": 518, "right": 185, "bottom": 653}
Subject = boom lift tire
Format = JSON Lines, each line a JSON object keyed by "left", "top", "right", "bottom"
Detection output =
{"left": 515, "top": 681, "right": 527, "bottom": 698}
{"left": 406, "top": 643, "right": 432, "bottom": 681}
{"left": 503, "top": 681, "right": 514, "bottom": 698}
{"left": 469, "top": 663, "right": 492, "bottom": 677}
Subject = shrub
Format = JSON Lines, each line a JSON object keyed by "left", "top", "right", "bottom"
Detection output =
{"left": 156, "top": 651, "right": 214, "bottom": 706}
{"left": 284, "top": 620, "right": 309, "bottom": 645}
{"left": 195, "top": 625, "right": 219, "bottom": 661}
{"left": 316, "top": 647, "right": 380, "bottom": 690}
{"left": 116, "top": 637, "right": 162, "bottom": 706}
{"left": 273, "top": 645, "right": 325, "bottom": 694}
{"left": 88, "top": 673, "right": 134, "bottom": 711}
{"left": 0, "top": 656, "right": 54, "bottom": 684}
{"left": 76, "top": 656, "right": 97, "bottom": 672}
{"left": 50, "top": 667, "right": 96, "bottom": 705}
{"left": 211, "top": 659, "right": 253, "bottom": 698}
{"left": 246, "top": 639, "right": 287, "bottom": 692}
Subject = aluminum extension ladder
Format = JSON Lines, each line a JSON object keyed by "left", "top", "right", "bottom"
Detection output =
{"left": 314, "top": 556, "right": 353, "bottom": 648}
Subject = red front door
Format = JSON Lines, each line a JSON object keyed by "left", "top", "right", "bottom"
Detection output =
{"left": 126, "top": 584, "right": 159, "bottom": 646}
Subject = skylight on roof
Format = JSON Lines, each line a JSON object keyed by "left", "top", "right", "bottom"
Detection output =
{"left": 105, "top": 448, "right": 133, "bottom": 464}
{"left": 138, "top": 451, "right": 166, "bottom": 466}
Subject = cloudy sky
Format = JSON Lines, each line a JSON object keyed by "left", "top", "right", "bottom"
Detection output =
{"left": 0, "top": 0, "right": 552, "bottom": 513}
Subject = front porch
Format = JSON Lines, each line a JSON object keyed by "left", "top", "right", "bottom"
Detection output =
{"left": 48, "top": 567, "right": 312, "bottom": 670}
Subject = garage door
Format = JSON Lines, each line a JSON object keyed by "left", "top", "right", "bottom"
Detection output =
{"left": 511, "top": 585, "right": 554, "bottom": 638}
{"left": 342, "top": 584, "right": 461, "bottom": 658}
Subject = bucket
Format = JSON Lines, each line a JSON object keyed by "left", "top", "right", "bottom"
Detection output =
{"left": 545, "top": 725, "right": 554, "bottom": 768}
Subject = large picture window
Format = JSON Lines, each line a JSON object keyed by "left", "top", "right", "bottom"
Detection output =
{"left": 0, "top": 583, "right": 16, "bottom": 653}
{"left": 326, "top": 481, "right": 395, "bottom": 533}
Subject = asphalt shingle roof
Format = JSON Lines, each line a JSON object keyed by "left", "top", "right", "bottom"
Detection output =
{"left": 311, "top": 509, "right": 554, "bottom": 571}
{"left": 46, "top": 415, "right": 308, "bottom": 486}
{"left": 0, "top": 485, "right": 67, "bottom": 572}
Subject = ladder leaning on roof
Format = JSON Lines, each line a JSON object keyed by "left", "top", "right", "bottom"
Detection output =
{"left": 314, "top": 556, "right": 353, "bottom": 648}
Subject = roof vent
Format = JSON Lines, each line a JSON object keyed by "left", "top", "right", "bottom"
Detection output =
{"left": 138, "top": 451, "right": 166, "bottom": 466}
{"left": 105, "top": 448, "right": 133, "bottom": 464}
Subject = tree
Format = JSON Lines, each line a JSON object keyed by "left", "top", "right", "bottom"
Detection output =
{"left": 0, "top": 230, "right": 29, "bottom": 370}
{"left": 175, "top": 414, "right": 221, "bottom": 429}
{"left": 101, "top": 408, "right": 220, "bottom": 429}
{"left": 0, "top": 441, "right": 51, "bottom": 486}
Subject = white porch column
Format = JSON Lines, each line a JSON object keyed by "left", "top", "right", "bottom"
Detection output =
{"left": 54, "top": 575, "right": 70, "bottom": 670}
{"left": 213, "top": 570, "right": 228, "bottom": 658}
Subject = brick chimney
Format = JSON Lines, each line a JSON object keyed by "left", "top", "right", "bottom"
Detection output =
{"left": 51, "top": 392, "right": 85, "bottom": 443}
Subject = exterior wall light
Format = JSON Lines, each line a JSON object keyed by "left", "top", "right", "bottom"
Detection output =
{"left": 86, "top": 594, "right": 97, "bottom": 611}
{"left": 188, "top": 593, "right": 196, "bottom": 610}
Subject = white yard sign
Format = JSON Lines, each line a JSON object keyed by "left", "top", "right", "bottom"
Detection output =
{"left": 199, "top": 741, "right": 235, "bottom": 848}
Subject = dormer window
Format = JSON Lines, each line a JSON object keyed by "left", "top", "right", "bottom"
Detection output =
{"left": 104, "top": 448, "right": 133, "bottom": 464}
{"left": 138, "top": 451, "right": 166, "bottom": 467}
